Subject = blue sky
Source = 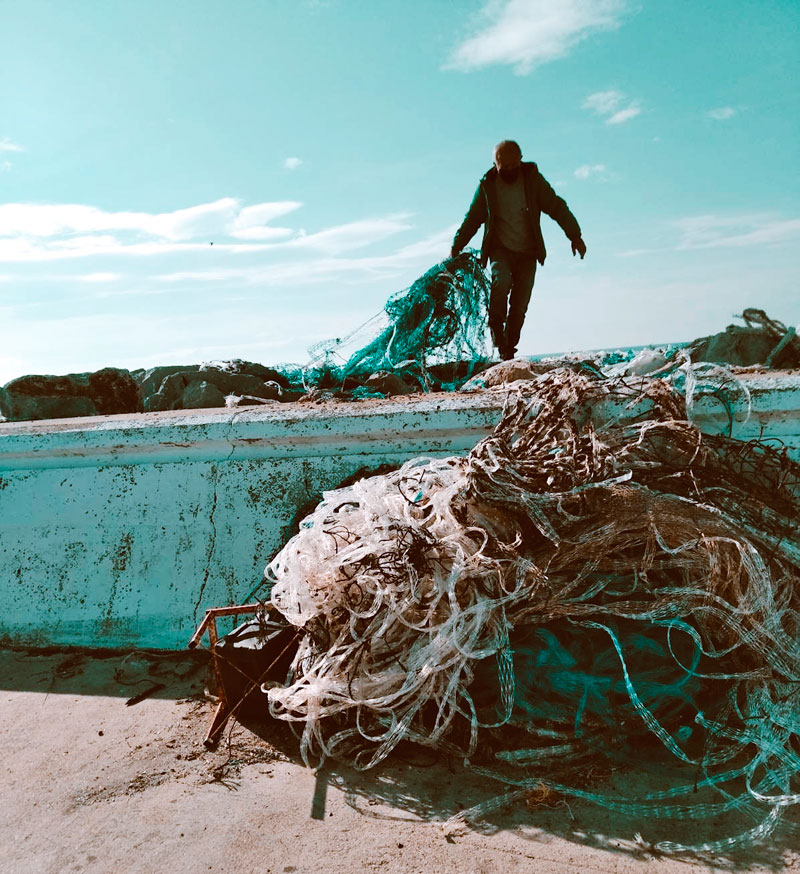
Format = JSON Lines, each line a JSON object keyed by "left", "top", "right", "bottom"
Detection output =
{"left": 1, "top": 0, "right": 798, "bottom": 383}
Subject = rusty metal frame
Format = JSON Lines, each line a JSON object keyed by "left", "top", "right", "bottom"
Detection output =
{"left": 188, "top": 603, "right": 263, "bottom": 748}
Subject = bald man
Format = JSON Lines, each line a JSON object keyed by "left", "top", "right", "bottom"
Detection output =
{"left": 451, "top": 140, "right": 586, "bottom": 361}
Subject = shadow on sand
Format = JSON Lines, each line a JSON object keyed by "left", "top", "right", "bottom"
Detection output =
{"left": 2, "top": 646, "right": 796, "bottom": 870}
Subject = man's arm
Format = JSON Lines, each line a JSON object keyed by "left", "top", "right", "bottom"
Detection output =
{"left": 451, "top": 184, "right": 487, "bottom": 257}
{"left": 537, "top": 173, "right": 586, "bottom": 259}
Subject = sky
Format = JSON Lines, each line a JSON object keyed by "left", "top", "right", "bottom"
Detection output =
{"left": 1, "top": 0, "right": 798, "bottom": 383}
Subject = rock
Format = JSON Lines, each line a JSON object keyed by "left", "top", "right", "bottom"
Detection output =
{"left": 196, "top": 367, "right": 282, "bottom": 399}
{"left": 143, "top": 391, "right": 173, "bottom": 413}
{"left": 86, "top": 368, "right": 141, "bottom": 414}
{"left": 138, "top": 365, "right": 198, "bottom": 401}
{"left": 146, "top": 372, "right": 191, "bottom": 410}
{"left": 364, "top": 372, "right": 414, "bottom": 396}
{"left": 142, "top": 367, "right": 284, "bottom": 411}
{"left": 0, "top": 367, "right": 140, "bottom": 422}
{"left": 478, "top": 359, "right": 542, "bottom": 388}
{"left": 0, "top": 394, "right": 98, "bottom": 421}
{"left": 216, "top": 359, "right": 290, "bottom": 389}
{"left": 687, "top": 326, "right": 778, "bottom": 367}
{"left": 181, "top": 380, "right": 226, "bottom": 409}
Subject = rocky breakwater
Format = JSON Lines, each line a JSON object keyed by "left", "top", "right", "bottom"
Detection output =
{"left": 0, "top": 360, "right": 292, "bottom": 423}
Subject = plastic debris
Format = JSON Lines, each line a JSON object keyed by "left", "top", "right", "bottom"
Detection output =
{"left": 262, "top": 367, "right": 800, "bottom": 853}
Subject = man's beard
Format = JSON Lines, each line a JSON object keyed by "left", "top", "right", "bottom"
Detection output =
{"left": 499, "top": 167, "right": 520, "bottom": 183}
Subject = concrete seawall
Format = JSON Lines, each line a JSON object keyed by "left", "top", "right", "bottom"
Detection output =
{"left": 2, "top": 374, "right": 799, "bottom": 650}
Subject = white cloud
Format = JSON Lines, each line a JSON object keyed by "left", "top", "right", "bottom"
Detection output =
{"left": 582, "top": 90, "right": 623, "bottom": 114}
{"left": 674, "top": 213, "right": 800, "bottom": 250}
{"left": 1, "top": 161, "right": 12, "bottom": 173}
{"left": 155, "top": 226, "right": 455, "bottom": 287}
{"left": 0, "top": 195, "right": 412, "bottom": 262}
{"left": 582, "top": 89, "right": 641, "bottom": 124}
{"left": 285, "top": 214, "right": 413, "bottom": 254}
{"left": 0, "top": 198, "right": 240, "bottom": 240}
{"left": 708, "top": 107, "right": 736, "bottom": 120}
{"left": 0, "top": 138, "right": 23, "bottom": 153}
{"left": 283, "top": 157, "right": 303, "bottom": 170}
{"left": 574, "top": 163, "right": 607, "bottom": 179}
{"left": 76, "top": 272, "right": 122, "bottom": 283}
{"left": 606, "top": 105, "right": 641, "bottom": 124}
{"left": 445, "top": 0, "right": 627, "bottom": 74}
{"left": 229, "top": 201, "right": 301, "bottom": 241}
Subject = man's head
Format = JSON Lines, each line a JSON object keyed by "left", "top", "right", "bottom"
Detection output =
{"left": 494, "top": 140, "right": 522, "bottom": 183}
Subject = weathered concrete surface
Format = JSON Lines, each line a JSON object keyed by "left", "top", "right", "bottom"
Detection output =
{"left": 0, "top": 394, "right": 504, "bottom": 649}
{"left": 1, "top": 376, "right": 799, "bottom": 650}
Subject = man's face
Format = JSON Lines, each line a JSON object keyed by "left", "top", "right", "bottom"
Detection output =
{"left": 494, "top": 147, "right": 521, "bottom": 182}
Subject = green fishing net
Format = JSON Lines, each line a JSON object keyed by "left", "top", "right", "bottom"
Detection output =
{"left": 293, "top": 250, "right": 490, "bottom": 393}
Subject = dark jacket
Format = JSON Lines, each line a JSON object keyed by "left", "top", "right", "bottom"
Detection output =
{"left": 452, "top": 162, "right": 581, "bottom": 267}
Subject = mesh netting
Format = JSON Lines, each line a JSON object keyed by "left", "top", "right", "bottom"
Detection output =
{"left": 263, "top": 368, "right": 800, "bottom": 853}
{"left": 296, "top": 250, "right": 490, "bottom": 392}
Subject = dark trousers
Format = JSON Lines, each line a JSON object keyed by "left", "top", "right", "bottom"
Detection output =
{"left": 489, "top": 247, "right": 537, "bottom": 356}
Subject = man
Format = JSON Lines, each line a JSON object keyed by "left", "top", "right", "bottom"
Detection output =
{"left": 451, "top": 140, "right": 586, "bottom": 360}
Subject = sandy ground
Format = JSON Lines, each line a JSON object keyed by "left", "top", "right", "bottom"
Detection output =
{"left": 1, "top": 649, "right": 797, "bottom": 874}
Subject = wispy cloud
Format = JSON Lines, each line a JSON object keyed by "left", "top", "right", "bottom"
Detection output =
{"left": 445, "top": 0, "right": 628, "bottom": 74}
{"left": 76, "top": 272, "right": 122, "bottom": 283}
{"left": 1, "top": 161, "right": 12, "bottom": 173}
{"left": 283, "top": 157, "right": 303, "bottom": 170}
{"left": 708, "top": 106, "right": 736, "bottom": 120}
{"left": 155, "top": 226, "right": 454, "bottom": 287}
{"left": 574, "top": 163, "right": 608, "bottom": 180}
{"left": 674, "top": 213, "right": 800, "bottom": 249}
{"left": 0, "top": 196, "right": 412, "bottom": 262}
{"left": 607, "top": 106, "right": 641, "bottom": 124}
{"left": 285, "top": 214, "right": 413, "bottom": 255}
{"left": 582, "top": 89, "right": 641, "bottom": 124}
{"left": 229, "top": 201, "right": 301, "bottom": 240}
{"left": 0, "top": 198, "right": 252, "bottom": 240}
{"left": 0, "top": 138, "right": 23, "bottom": 153}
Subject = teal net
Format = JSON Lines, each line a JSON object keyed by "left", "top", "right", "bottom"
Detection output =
{"left": 262, "top": 368, "right": 800, "bottom": 853}
{"left": 298, "top": 250, "right": 490, "bottom": 393}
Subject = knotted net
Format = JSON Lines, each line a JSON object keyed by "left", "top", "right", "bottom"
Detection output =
{"left": 300, "top": 250, "right": 490, "bottom": 391}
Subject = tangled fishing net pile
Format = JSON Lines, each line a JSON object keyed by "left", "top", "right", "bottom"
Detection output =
{"left": 265, "top": 368, "right": 800, "bottom": 853}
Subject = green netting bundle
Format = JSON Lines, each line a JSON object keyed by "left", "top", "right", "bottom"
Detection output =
{"left": 301, "top": 250, "right": 490, "bottom": 392}
{"left": 265, "top": 368, "right": 800, "bottom": 853}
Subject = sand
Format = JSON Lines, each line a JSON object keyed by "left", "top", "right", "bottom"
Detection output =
{"left": 1, "top": 649, "right": 797, "bottom": 874}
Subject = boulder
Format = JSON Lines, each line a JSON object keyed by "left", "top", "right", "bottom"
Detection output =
{"left": 0, "top": 393, "right": 97, "bottom": 421}
{"left": 142, "top": 367, "right": 283, "bottom": 411}
{"left": 364, "top": 372, "right": 414, "bottom": 396}
{"left": 138, "top": 365, "right": 198, "bottom": 401}
{"left": 686, "top": 326, "right": 778, "bottom": 367}
{"left": 0, "top": 367, "right": 140, "bottom": 422}
{"left": 86, "top": 368, "right": 141, "bottom": 414}
{"left": 181, "top": 380, "right": 226, "bottom": 409}
{"left": 217, "top": 359, "right": 290, "bottom": 389}
{"left": 476, "top": 359, "right": 542, "bottom": 388}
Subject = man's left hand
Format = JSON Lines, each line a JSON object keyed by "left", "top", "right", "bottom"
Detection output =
{"left": 571, "top": 237, "right": 587, "bottom": 259}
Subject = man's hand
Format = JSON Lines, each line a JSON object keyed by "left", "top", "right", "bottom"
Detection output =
{"left": 571, "top": 237, "right": 587, "bottom": 259}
